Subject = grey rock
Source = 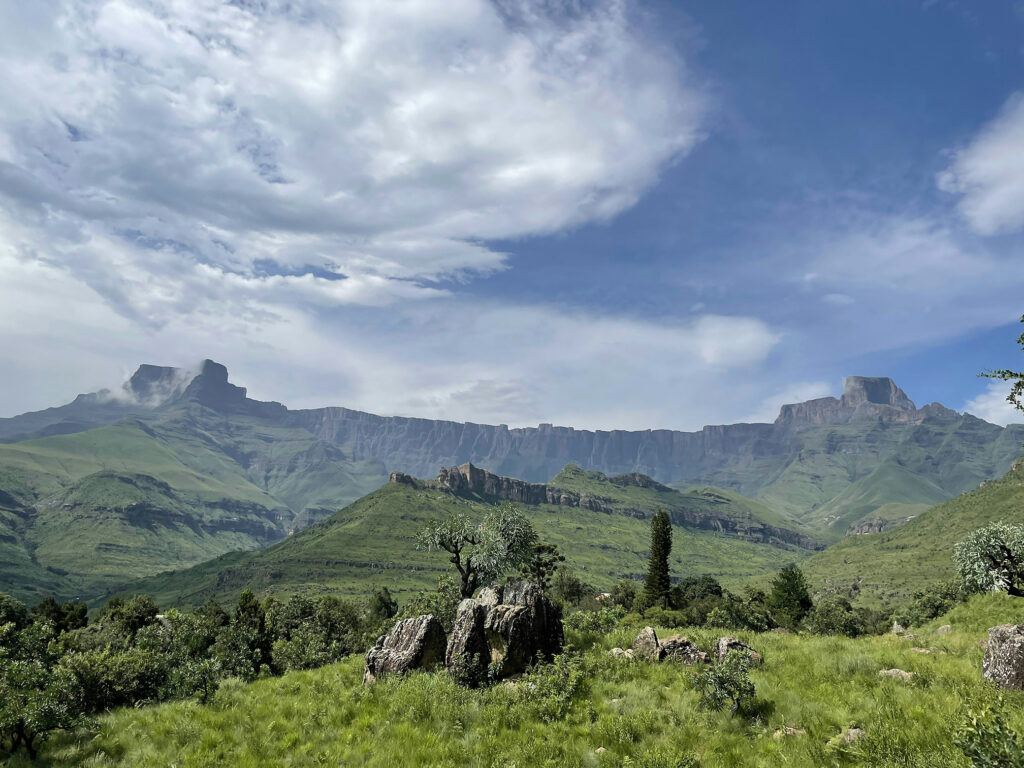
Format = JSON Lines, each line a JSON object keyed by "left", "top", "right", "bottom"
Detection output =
{"left": 632, "top": 626, "right": 664, "bottom": 661}
{"left": 715, "top": 636, "right": 763, "bottom": 665}
{"left": 878, "top": 668, "right": 915, "bottom": 682}
{"left": 660, "top": 635, "right": 709, "bottom": 665}
{"left": 983, "top": 624, "right": 1024, "bottom": 690}
{"left": 364, "top": 614, "right": 447, "bottom": 684}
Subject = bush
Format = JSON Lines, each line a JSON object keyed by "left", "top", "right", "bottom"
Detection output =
{"left": 518, "top": 648, "right": 588, "bottom": 722}
{"left": 898, "top": 581, "right": 966, "bottom": 628}
{"left": 563, "top": 605, "right": 626, "bottom": 633}
{"left": 806, "top": 595, "right": 863, "bottom": 637}
{"left": 954, "top": 522, "right": 1024, "bottom": 597}
{"left": 692, "top": 650, "right": 755, "bottom": 715}
{"left": 58, "top": 647, "right": 168, "bottom": 712}
{"left": 956, "top": 698, "right": 1024, "bottom": 768}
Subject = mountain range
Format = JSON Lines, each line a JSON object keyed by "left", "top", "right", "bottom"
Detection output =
{"left": 0, "top": 359, "right": 1021, "bottom": 602}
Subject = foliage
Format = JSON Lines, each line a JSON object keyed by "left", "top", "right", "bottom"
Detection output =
{"left": 398, "top": 576, "right": 461, "bottom": 632}
{"left": 517, "top": 647, "right": 589, "bottom": 722}
{"left": 980, "top": 314, "right": 1024, "bottom": 417}
{"left": 692, "top": 650, "right": 755, "bottom": 716}
{"left": 547, "top": 566, "right": 593, "bottom": 608}
{"left": 956, "top": 697, "right": 1024, "bottom": 768}
{"left": 806, "top": 595, "right": 863, "bottom": 637}
{"left": 367, "top": 587, "right": 398, "bottom": 621}
{"left": 610, "top": 579, "right": 637, "bottom": 610}
{"left": 896, "top": 581, "right": 967, "bottom": 628}
{"left": 563, "top": 606, "right": 626, "bottom": 634}
{"left": 955, "top": 522, "right": 1024, "bottom": 597}
{"left": 643, "top": 510, "right": 672, "bottom": 608}
{"left": 30, "top": 597, "right": 87, "bottom": 634}
{"left": 417, "top": 503, "right": 538, "bottom": 597}
{"left": 0, "top": 658, "right": 88, "bottom": 760}
{"left": 519, "top": 542, "right": 566, "bottom": 591}
{"left": 0, "top": 593, "right": 29, "bottom": 631}
{"left": 768, "top": 564, "right": 813, "bottom": 629}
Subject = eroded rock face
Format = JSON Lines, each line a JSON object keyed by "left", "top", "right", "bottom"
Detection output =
{"left": 715, "top": 636, "right": 763, "bottom": 665}
{"left": 445, "top": 580, "right": 563, "bottom": 685}
{"left": 983, "top": 624, "right": 1024, "bottom": 690}
{"left": 364, "top": 614, "right": 447, "bottom": 684}
{"left": 660, "top": 635, "right": 709, "bottom": 665}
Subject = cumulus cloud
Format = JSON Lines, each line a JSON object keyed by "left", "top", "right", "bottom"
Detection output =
{"left": 0, "top": 0, "right": 706, "bottom": 315}
{"left": 938, "top": 92, "right": 1024, "bottom": 235}
{"left": 964, "top": 380, "right": 1024, "bottom": 426}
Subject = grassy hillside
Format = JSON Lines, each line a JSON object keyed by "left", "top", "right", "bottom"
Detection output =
{"left": 745, "top": 416, "right": 1024, "bottom": 540}
{"left": 0, "top": 404, "right": 386, "bottom": 603}
{"left": 23, "top": 593, "right": 1024, "bottom": 768}
{"left": 118, "top": 476, "right": 816, "bottom": 609}
{"left": 802, "top": 460, "right": 1024, "bottom": 607}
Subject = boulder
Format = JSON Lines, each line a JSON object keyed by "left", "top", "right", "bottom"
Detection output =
{"left": 840, "top": 727, "right": 866, "bottom": 745}
{"left": 936, "top": 624, "right": 951, "bottom": 635}
{"left": 364, "top": 614, "right": 447, "bottom": 684}
{"left": 445, "top": 580, "right": 563, "bottom": 685}
{"left": 632, "top": 626, "right": 664, "bottom": 661}
{"left": 891, "top": 621, "right": 906, "bottom": 635}
{"left": 660, "top": 635, "right": 709, "bottom": 665}
{"left": 983, "top": 624, "right": 1024, "bottom": 690}
{"left": 715, "top": 636, "right": 763, "bottom": 665}
{"left": 610, "top": 647, "right": 635, "bottom": 660}
{"left": 878, "top": 668, "right": 915, "bottom": 682}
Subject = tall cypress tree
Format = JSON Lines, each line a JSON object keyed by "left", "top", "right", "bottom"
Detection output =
{"left": 644, "top": 509, "right": 672, "bottom": 607}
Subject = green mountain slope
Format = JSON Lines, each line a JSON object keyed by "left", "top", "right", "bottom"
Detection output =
{"left": 802, "top": 459, "right": 1024, "bottom": 606}
{"left": 114, "top": 466, "right": 818, "bottom": 608}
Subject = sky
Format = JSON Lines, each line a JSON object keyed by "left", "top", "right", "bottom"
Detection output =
{"left": 0, "top": 0, "right": 1022, "bottom": 430}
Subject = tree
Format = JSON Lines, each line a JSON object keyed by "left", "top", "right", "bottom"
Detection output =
{"left": 768, "top": 564, "right": 813, "bottom": 629}
{"left": 980, "top": 314, "right": 1024, "bottom": 417}
{"left": 610, "top": 579, "right": 637, "bottom": 610}
{"left": 519, "top": 542, "right": 566, "bottom": 591}
{"left": 0, "top": 594, "right": 29, "bottom": 631}
{"left": 416, "top": 503, "right": 538, "bottom": 598}
{"left": 367, "top": 588, "right": 398, "bottom": 621}
{"left": 954, "top": 522, "right": 1024, "bottom": 597}
{"left": 643, "top": 509, "right": 672, "bottom": 608}
{"left": 806, "top": 595, "right": 862, "bottom": 637}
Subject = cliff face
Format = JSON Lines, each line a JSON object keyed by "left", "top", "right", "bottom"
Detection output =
{"left": 393, "top": 463, "right": 822, "bottom": 550}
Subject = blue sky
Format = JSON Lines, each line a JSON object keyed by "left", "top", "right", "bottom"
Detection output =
{"left": 0, "top": 0, "right": 1022, "bottom": 429}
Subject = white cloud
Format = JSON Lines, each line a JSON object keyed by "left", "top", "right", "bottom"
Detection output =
{"left": 0, "top": 0, "right": 706, "bottom": 313}
{"left": 964, "top": 380, "right": 1024, "bottom": 426}
{"left": 939, "top": 92, "right": 1024, "bottom": 235}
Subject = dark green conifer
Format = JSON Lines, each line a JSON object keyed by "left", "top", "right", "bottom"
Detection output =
{"left": 643, "top": 509, "right": 672, "bottom": 607}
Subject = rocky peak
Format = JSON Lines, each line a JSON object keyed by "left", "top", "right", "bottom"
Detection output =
{"left": 839, "top": 377, "right": 915, "bottom": 411}
{"left": 179, "top": 359, "right": 248, "bottom": 411}
{"left": 124, "top": 364, "right": 192, "bottom": 406}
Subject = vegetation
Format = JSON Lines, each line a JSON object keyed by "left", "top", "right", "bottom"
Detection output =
{"left": 643, "top": 510, "right": 672, "bottom": 608}
{"left": 693, "top": 650, "right": 756, "bottom": 716}
{"left": 767, "top": 564, "right": 813, "bottom": 630}
{"left": 416, "top": 503, "right": 538, "bottom": 597}
{"left": 3, "top": 591, "right": 1021, "bottom": 767}
{"left": 955, "top": 522, "right": 1024, "bottom": 597}
{"left": 980, "top": 313, "right": 1024, "bottom": 416}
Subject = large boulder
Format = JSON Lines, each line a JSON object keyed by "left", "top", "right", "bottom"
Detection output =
{"left": 364, "top": 614, "right": 447, "bottom": 684}
{"left": 445, "top": 580, "right": 563, "bottom": 685}
{"left": 715, "top": 636, "right": 763, "bottom": 666}
{"left": 632, "top": 626, "right": 664, "bottom": 661}
{"left": 660, "top": 635, "right": 709, "bottom": 665}
{"left": 983, "top": 624, "right": 1024, "bottom": 689}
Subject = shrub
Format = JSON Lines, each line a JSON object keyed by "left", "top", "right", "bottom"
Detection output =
{"left": 692, "top": 650, "right": 755, "bottom": 715}
{"left": 806, "top": 595, "right": 862, "bottom": 637}
{"left": 58, "top": 647, "right": 168, "bottom": 712}
{"left": 954, "top": 523, "right": 1024, "bottom": 596}
{"left": 610, "top": 579, "right": 638, "bottom": 610}
{"left": 564, "top": 605, "right": 626, "bottom": 633}
{"left": 956, "top": 698, "right": 1024, "bottom": 768}
{"left": 0, "top": 658, "right": 89, "bottom": 760}
{"left": 0, "top": 594, "right": 29, "bottom": 632}
{"left": 518, "top": 647, "right": 588, "bottom": 722}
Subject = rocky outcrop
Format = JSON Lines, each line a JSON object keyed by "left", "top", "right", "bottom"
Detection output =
{"left": 435, "top": 463, "right": 616, "bottom": 513}
{"left": 983, "top": 624, "right": 1024, "bottom": 689}
{"left": 626, "top": 627, "right": 709, "bottom": 665}
{"left": 775, "top": 376, "right": 927, "bottom": 431}
{"left": 715, "top": 636, "right": 763, "bottom": 665}
{"left": 445, "top": 580, "right": 563, "bottom": 685}
{"left": 364, "top": 614, "right": 447, "bottom": 684}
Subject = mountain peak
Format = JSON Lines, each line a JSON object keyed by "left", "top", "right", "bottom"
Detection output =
{"left": 840, "top": 376, "right": 915, "bottom": 411}
{"left": 124, "top": 364, "right": 192, "bottom": 406}
{"left": 179, "top": 359, "right": 247, "bottom": 411}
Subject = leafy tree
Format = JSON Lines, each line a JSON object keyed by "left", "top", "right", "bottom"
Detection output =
{"left": 548, "top": 566, "right": 592, "bottom": 607}
{"left": 30, "top": 597, "right": 87, "bottom": 635}
{"left": 610, "top": 579, "right": 637, "bottom": 610}
{"left": 643, "top": 510, "right": 672, "bottom": 608}
{"left": 768, "top": 564, "right": 813, "bottom": 629}
{"left": 0, "top": 593, "right": 29, "bottom": 631}
{"left": 399, "top": 576, "right": 461, "bottom": 632}
{"left": 954, "top": 522, "right": 1024, "bottom": 597}
{"left": 196, "top": 597, "right": 229, "bottom": 628}
{"left": 416, "top": 503, "right": 538, "bottom": 598}
{"left": 0, "top": 658, "right": 87, "bottom": 760}
{"left": 519, "top": 542, "right": 566, "bottom": 590}
{"left": 806, "top": 595, "right": 862, "bottom": 637}
{"left": 368, "top": 587, "right": 398, "bottom": 621}
{"left": 102, "top": 595, "right": 159, "bottom": 643}
{"left": 980, "top": 314, "right": 1024, "bottom": 417}
{"left": 693, "top": 650, "right": 755, "bottom": 716}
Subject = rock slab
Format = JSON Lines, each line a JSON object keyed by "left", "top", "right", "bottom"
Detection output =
{"left": 983, "top": 624, "right": 1024, "bottom": 690}
{"left": 715, "top": 636, "right": 763, "bottom": 665}
{"left": 364, "top": 614, "right": 447, "bottom": 684}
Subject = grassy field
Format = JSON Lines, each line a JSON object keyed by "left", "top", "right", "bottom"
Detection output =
{"left": 803, "top": 459, "right": 1024, "bottom": 607}
{"left": 18, "top": 592, "right": 1024, "bottom": 767}
{"left": 117, "top": 479, "right": 817, "bottom": 609}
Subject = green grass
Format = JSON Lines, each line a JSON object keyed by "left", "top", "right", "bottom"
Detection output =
{"left": 803, "top": 460, "right": 1024, "bottom": 607}
{"left": 19, "top": 593, "right": 1024, "bottom": 767}
{"left": 119, "top": 481, "right": 814, "bottom": 609}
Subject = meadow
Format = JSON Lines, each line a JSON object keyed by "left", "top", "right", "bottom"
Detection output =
{"left": 18, "top": 592, "right": 1024, "bottom": 768}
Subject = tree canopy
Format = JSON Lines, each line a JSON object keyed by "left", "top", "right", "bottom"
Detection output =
{"left": 954, "top": 522, "right": 1024, "bottom": 597}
